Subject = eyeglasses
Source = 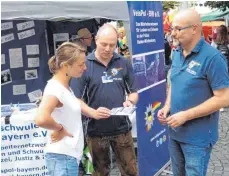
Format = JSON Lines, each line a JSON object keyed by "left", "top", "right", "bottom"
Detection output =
{"left": 81, "top": 36, "right": 93, "bottom": 40}
{"left": 170, "top": 24, "right": 193, "bottom": 32}
{"left": 69, "top": 35, "right": 93, "bottom": 42}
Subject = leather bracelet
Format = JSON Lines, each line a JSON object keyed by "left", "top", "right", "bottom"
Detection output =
{"left": 57, "top": 124, "right": 63, "bottom": 132}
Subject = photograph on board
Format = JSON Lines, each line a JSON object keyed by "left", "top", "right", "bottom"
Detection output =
{"left": 1, "top": 69, "right": 12, "bottom": 86}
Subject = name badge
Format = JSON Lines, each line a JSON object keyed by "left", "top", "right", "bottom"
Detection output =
{"left": 101, "top": 75, "right": 113, "bottom": 83}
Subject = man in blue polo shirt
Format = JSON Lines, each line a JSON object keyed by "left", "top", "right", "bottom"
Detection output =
{"left": 158, "top": 10, "right": 229, "bottom": 176}
{"left": 71, "top": 24, "right": 139, "bottom": 176}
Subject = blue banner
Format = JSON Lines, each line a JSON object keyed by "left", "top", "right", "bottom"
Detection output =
{"left": 136, "top": 84, "right": 170, "bottom": 175}
{"left": 128, "top": 2, "right": 164, "bottom": 55}
{"left": 128, "top": 2, "right": 170, "bottom": 176}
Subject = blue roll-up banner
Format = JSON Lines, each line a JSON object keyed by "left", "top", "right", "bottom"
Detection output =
{"left": 127, "top": 2, "right": 170, "bottom": 176}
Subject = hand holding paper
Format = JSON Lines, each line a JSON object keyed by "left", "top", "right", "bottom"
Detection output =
{"left": 111, "top": 107, "right": 136, "bottom": 116}
{"left": 93, "top": 107, "right": 111, "bottom": 120}
{"left": 123, "top": 100, "right": 134, "bottom": 107}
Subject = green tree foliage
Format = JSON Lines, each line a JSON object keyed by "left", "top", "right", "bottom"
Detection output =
{"left": 162, "top": 1, "right": 180, "bottom": 12}
{"left": 204, "top": 1, "right": 229, "bottom": 12}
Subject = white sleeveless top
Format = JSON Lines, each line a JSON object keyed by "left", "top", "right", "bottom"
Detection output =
{"left": 43, "top": 79, "right": 84, "bottom": 160}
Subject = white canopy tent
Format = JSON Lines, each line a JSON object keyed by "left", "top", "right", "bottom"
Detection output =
{"left": 1, "top": 1, "right": 129, "bottom": 21}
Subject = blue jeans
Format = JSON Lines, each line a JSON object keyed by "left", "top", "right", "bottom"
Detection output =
{"left": 169, "top": 139, "right": 212, "bottom": 176}
{"left": 45, "top": 153, "right": 79, "bottom": 176}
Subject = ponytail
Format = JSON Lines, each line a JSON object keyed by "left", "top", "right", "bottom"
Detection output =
{"left": 48, "top": 56, "right": 58, "bottom": 74}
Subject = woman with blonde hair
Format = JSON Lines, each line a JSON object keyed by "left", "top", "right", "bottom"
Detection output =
{"left": 35, "top": 41, "right": 110, "bottom": 176}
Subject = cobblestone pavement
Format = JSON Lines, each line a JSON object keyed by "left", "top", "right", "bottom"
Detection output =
{"left": 110, "top": 107, "right": 229, "bottom": 176}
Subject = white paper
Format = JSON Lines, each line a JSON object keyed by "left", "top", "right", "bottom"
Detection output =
{"left": 17, "top": 21, "right": 35, "bottom": 31}
{"left": 1, "top": 22, "right": 13, "bottom": 31}
{"left": 18, "top": 29, "right": 35, "bottom": 40}
{"left": 1, "top": 54, "right": 6, "bottom": 65}
{"left": 111, "top": 107, "right": 136, "bottom": 116}
{"left": 25, "top": 69, "right": 38, "bottom": 80}
{"left": 13, "top": 84, "right": 26, "bottom": 95}
{"left": 53, "top": 33, "right": 69, "bottom": 53}
{"left": 1, "top": 69, "right": 12, "bottom": 86}
{"left": 28, "top": 57, "right": 39, "bottom": 68}
{"left": 9, "top": 48, "right": 23, "bottom": 68}
{"left": 1, "top": 33, "right": 14, "bottom": 44}
{"left": 26, "top": 45, "right": 39, "bottom": 55}
{"left": 28, "top": 89, "right": 42, "bottom": 102}
{"left": 53, "top": 33, "right": 69, "bottom": 42}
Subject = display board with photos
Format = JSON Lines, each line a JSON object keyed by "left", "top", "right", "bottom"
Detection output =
{"left": 1, "top": 19, "right": 99, "bottom": 104}
{"left": 1, "top": 20, "right": 51, "bottom": 104}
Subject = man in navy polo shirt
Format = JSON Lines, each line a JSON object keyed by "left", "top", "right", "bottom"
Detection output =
{"left": 158, "top": 10, "right": 229, "bottom": 176}
{"left": 71, "top": 24, "right": 139, "bottom": 176}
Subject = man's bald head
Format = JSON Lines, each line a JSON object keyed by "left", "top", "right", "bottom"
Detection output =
{"left": 95, "top": 24, "right": 118, "bottom": 61}
{"left": 171, "top": 9, "right": 203, "bottom": 51}
{"left": 174, "top": 9, "right": 202, "bottom": 29}
{"left": 96, "top": 24, "right": 118, "bottom": 40}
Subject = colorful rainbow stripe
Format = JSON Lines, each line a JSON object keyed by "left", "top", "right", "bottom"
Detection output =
{"left": 152, "top": 102, "right": 161, "bottom": 112}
